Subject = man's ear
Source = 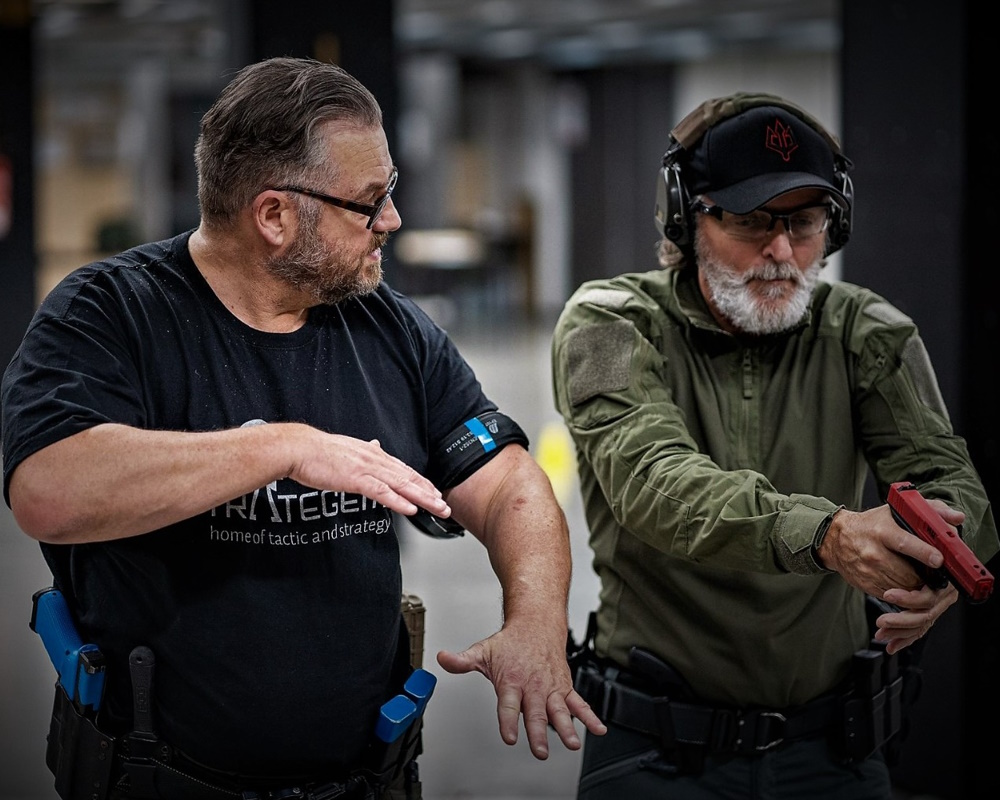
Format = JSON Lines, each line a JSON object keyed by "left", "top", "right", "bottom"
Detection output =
{"left": 253, "top": 190, "right": 292, "bottom": 246}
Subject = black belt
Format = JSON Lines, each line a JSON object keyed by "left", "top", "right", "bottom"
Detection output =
{"left": 575, "top": 663, "right": 841, "bottom": 755}
{"left": 114, "top": 744, "right": 374, "bottom": 800}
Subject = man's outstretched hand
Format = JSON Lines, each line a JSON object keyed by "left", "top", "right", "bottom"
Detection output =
{"left": 436, "top": 623, "right": 607, "bottom": 760}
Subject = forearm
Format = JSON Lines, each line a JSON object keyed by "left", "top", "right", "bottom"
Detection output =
{"left": 9, "top": 422, "right": 300, "bottom": 543}
{"left": 436, "top": 444, "right": 608, "bottom": 754}
{"left": 451, "top": 446, "right": 572, "bottom": 635}
{"left": 490, "top": 495, "right": 572, "bottom": 635}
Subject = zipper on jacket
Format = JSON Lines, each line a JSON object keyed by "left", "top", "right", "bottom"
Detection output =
{"left": 741, "top": 349, "right": 754, "bottom": 399}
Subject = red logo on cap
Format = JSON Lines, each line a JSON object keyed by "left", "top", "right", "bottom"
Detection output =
{"left": 765, "top": 118, "right": 798, "bottom": 162}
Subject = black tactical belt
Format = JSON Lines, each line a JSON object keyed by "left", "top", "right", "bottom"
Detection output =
{"left": 112, "top": 746, "right": 373, "bottom": 800}
{"left": 574, "top": 663, "right": 841, "bottom": 755}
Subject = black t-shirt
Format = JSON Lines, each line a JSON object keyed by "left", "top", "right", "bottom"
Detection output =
{"left": 1, "top": 231, "right": 503, "bottom": 776}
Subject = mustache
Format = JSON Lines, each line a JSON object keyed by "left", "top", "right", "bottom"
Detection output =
{"left": 372, "top": 231, "right": 391, "bottom": 250}
{"left": 744, "top": 262, "right": 801, "bottom": 283}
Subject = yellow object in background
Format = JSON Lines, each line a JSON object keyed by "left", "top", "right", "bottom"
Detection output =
{"left": 534, "top": 421, "right": 576, "bottom": 505}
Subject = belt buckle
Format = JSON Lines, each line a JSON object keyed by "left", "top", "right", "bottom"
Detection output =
{"left": 751, "top": 711, "right": 787, "bottom": 752}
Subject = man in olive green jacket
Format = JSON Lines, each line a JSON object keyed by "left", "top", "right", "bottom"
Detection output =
{"left": 551, "top": 93, "right": 998, "bottom": 799}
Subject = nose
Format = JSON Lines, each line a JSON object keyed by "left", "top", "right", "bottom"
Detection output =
{"left": 374, "top": 196, "right": 401, "bottom": 232}
{"left": 761, "top": 222, "right": 794, "bottom": 260}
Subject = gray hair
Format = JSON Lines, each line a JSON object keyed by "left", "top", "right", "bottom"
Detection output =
{"left": 656, "top": 237, "right": 688, "bottom": 269}
{"left": 195, "top": 57, "right": 383, "bottom": 228}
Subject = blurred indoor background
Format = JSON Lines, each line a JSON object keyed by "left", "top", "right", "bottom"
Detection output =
{"left": 0, "top": 2, "right": 995, "bottom": 799}
{"left": 20, "top": 0, "right": 843, "bottom": 312}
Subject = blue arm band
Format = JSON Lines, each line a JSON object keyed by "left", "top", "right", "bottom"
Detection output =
{"left": 432, "top": 411, "right": 529, "bottom": 489}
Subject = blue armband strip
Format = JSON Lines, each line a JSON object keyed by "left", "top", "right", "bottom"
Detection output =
{"left": 433, "top": 411, "right": 529, "bottom": 489}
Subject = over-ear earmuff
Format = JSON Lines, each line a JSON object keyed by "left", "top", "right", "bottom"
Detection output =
{"left": 654, "top": 92, "right": 854, "bottom": 258}
{"left": 655, "top": 141, "right": 692, "bottom": 250}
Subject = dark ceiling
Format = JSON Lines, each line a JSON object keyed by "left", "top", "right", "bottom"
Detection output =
{"left": 33, "top": 0, "right": 840, "bottom": 87}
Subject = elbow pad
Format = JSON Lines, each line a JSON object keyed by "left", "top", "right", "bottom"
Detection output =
{"left": 432, "top": 411, "right": 529, "bottom": 489}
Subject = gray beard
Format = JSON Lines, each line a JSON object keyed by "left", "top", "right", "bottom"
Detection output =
{"left": 696, "top": 233, "right": 822, "bottom": 336}
{"left": 264, "top": 205, "right": 384, "bottom": 305}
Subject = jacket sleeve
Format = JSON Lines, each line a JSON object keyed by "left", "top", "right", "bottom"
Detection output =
{"left": 846, "top": 294, "right": 999, "bottom": 564}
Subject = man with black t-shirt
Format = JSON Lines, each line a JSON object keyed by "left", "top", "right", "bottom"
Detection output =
{"left": 1, "top": 57, "right": 605, "bottom": 800}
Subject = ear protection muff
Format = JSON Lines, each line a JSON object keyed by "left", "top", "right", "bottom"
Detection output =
{"left": 654, "top": 92, "right": 854, "bottom": 258}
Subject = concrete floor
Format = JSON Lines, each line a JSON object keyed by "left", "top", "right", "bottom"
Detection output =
{"left": 0, "top": 311, "right": 599, "bottom": 800}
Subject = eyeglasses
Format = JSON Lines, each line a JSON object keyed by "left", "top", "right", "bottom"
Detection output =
{"left": 274, "top": 167, "right": 398, "bottom": 229}
{"left": 694, "top": 200, "right": 833, "bottom": 242}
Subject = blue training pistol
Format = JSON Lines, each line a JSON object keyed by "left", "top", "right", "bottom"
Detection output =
{"left": 30, "top": 587, "right": 106, "bottom": 713}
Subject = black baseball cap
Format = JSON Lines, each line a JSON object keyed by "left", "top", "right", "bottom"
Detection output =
{"left": 685, "top": 105, "right": 847, "bottom": 214}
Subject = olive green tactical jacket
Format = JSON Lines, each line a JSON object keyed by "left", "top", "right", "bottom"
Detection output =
{"left": 551, "top": 266, "right": 998, "bottom": 709}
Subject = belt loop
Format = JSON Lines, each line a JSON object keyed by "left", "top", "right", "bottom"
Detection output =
{"left": 598, "top": 665, "right": 619, "bottom": 721}
{"left": 652, "top": 697, "right": 679, "bottom": 753}
{"left": 708, "top": 708, "right": 737, "bottom": 750}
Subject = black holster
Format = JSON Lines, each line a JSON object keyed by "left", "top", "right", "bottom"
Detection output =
{"left": 45, "top": 682, "right": 117, "bottom": 800}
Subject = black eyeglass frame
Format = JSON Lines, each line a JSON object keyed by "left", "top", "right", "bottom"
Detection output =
{"left": 274, "top": 167, "right": 398, "bottom": 230}
{"left": 693, "top": 199, "right": 834, "bottom": 241}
